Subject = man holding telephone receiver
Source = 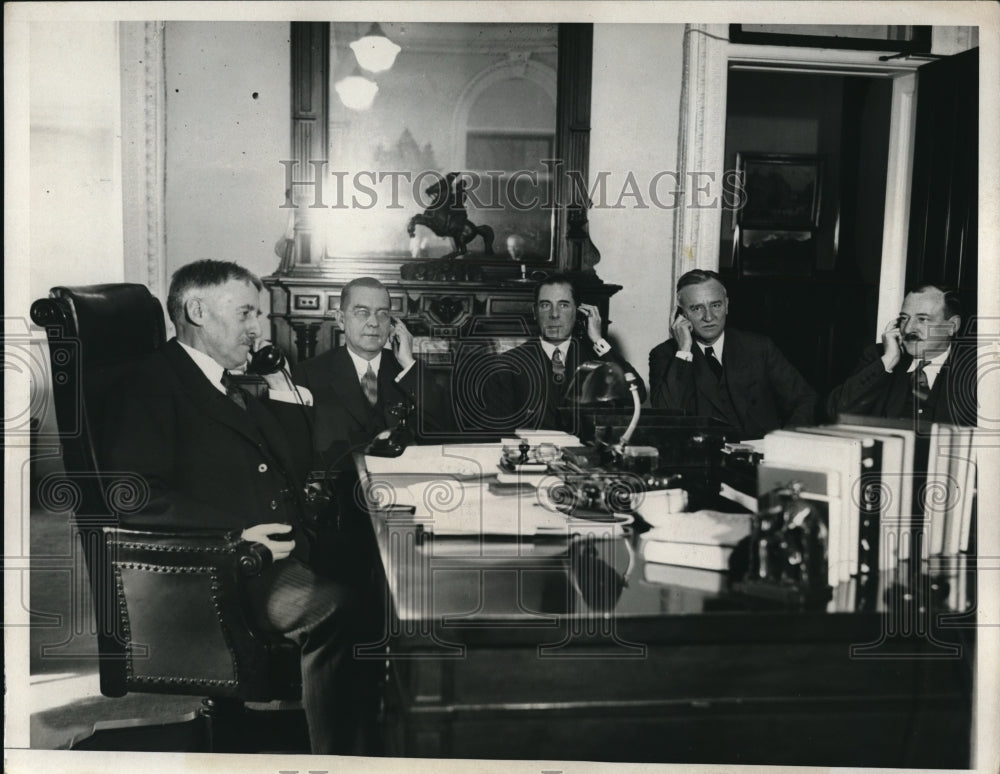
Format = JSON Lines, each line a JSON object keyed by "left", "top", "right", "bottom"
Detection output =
{"left": 826, "top": 284, "right": 975, "bottom": 426}
{"left": 102, "top": 260, "right": 374, "bottom": 754}
{"left": 649, "top": 269, "right": 816, "bottom": 439}
{"left": 293, "top": 276, "right": 448, "bottom": 470}
{"left": 485, "top": 273, "right": 646, "bottom": 433}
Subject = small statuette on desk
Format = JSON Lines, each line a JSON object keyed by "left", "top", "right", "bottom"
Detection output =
{"left": 736, "top": 482, "right": 832, "bottom": 609}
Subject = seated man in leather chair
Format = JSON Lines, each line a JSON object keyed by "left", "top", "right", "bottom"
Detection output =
{"left": 101, "top": 260, "right": 377, "bottom": 755}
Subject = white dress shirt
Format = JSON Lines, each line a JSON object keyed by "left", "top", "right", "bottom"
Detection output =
{"left": 905, "top": 344, "right": 951, "bottom": 390}
{"left": 178, "top": 340, "right": 313, "bottom": 405}
{"left": 538, "top": 337, "right": 611, "bottom": 361}
{"left": 675, "top": 331, "right": 726, "bottom": 363}
{"left": 539, "top": 338, "right": 571, "bottom": 365}
{"left": 178, "top": 340, "right": 227, "bottom": 394}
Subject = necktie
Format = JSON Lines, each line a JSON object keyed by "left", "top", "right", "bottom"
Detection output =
{"left": 912, "top": 360, "right": 930, "bottom": 406}
{"left": 551, "top": 347, "right": 566, "bottom": 384}
{"left": 705, "top": 346, "right": 724, "bottom": 381}
{"left": 220, "top": 370, "right": 247, "bottom": 410}
{"left": 361, "top": 363, "right": 379, "bottom": 407}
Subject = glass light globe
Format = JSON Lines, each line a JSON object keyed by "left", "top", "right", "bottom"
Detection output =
{"left": 350, "top": 23, "right": 401, "bottom": 73}
{"left": 334, "top": 74, "right": 379, "bottom": 111}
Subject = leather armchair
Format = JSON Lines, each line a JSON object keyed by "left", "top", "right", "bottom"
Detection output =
{"left": 31, "top": 284, "right": 305, "bottom": 752}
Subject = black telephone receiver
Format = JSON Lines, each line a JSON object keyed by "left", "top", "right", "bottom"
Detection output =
{"left": 675, "top": 306, "right": 684, "bottom": 321}
{"left": 247, "top": 343, "right": 287, "bottom": 375}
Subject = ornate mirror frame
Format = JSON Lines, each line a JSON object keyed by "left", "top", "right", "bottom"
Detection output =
{"left": 284, "top": 22, "right": 595, "bottom": 281}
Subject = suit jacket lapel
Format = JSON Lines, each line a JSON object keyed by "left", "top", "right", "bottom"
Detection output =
{"left": 720, "top": 331, "right": 756, "bottom": 420}
{"left": 560, "top": 340, "right": 580, "bottom": 397}
{"left": 378, "top": 350, "right": 407, "bottom": 424}
{"left": 163, "top": 340, "right": 267, "bottom": 447}
{"left": 885, "top": 352, "right": 914, "bottom": 418}
{"left": 691, "top": 346, "right": 731, "bottom": 418}
{"left": 245, "top": 396, "right": 299, "bottom": 478}
{"left": 327, "top": 347, "right": 373, "bottom": 427}
{"left": 931, "top": 351, "right": 953, "bottom": 419}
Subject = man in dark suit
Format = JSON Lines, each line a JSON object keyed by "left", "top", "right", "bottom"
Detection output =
{"left": 292, "top": 277, "right": 447, "bottom": 470}
{"left": 649, "top": 269, "right": 816, "bottom": 439}
{"left": 826, "top": 284, "right": 975, "bottom": 426}
{"left": 102, "top": 260, "right": 374, "bottom": 755}
{"left": 484, "top": 274, "right": 646, "bottom": 434}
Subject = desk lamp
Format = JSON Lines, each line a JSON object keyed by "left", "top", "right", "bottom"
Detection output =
{"left": 567, "top": 360, "right": 644, "bottom": 455}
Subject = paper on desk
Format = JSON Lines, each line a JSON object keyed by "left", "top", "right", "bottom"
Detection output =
{"left": 515, "top": 429, "right": 581, "bottom": 446}
{"left": 394, "top": 479, "right": 572, "bottom": 536}
{"left": 365, "top": 443, "right": 504, "bottom": 478}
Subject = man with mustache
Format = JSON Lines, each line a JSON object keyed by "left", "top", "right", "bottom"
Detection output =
{"left": 826, "top": 284, "right": 976, "bottom": 426}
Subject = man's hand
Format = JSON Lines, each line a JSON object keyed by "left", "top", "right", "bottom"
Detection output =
{"left": 578, "top": 303, "right": 602, "bottom": 343}
{"left": 391, "top": 318, "right": 416, "bottom": 370}
{"left": 881, "top": 317, "right": 903, "bottom": 371}
{"left": 241, "top": 522, "right": 295, "bottom": 562}
{"left": 671, "top": 313, "right": 694, "bottom": 353}
{"left": 262, "top": 371, "right": 290, "bottom": 392}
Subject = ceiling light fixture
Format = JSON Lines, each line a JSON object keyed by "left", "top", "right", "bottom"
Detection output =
{"left": 350, "top": 22, "right": 401, "bottom": 73}
{"left": 334, "top": 66, "right": 379, "bottom": 111}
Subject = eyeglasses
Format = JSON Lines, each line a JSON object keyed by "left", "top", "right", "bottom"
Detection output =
{"left": 350, "top": 308, "right": 391, "bottom": 323}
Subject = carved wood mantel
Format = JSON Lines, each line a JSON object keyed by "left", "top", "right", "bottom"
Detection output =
{"left": 266, "top": 273, "right": 621, "bottom": 366}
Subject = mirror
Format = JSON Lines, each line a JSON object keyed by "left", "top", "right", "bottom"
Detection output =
{"left": 327, "top": 22, "right": 556, "bottom": 264}
{"left": 288, "top": 22, "right": 593, "bottom": 273}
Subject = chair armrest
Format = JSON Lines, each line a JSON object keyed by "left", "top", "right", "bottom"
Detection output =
{"left": 105, "top": 526, "right": 274, "bottom": 576}
{"left": 236, "top": 541, "right": 274, "bottom": 577}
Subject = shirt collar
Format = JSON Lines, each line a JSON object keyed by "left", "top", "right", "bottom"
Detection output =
{"left": 538, "top": 337, "right": 570, "bottom": 361}
{"left": 907, "top": 344, "right": 951, "bottom": 373}
{"left": 177, "top": 339, "right": 227, "bottom": 394}
{"left": 346, "top": 347, "right": 381, "bottom": 380}
{"left": 696, "top": 331, "right": 726, "bottom": 360}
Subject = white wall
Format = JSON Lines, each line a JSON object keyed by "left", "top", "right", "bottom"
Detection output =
{"left": 23, "top": 21, "right": 124, "bottom": 448}
{"left": 28, "top": 21, "right": 124, "bottom": 304}
{"left": 164, "top": 22, "right": 291, "bottom": 302}
{"left": 590, "top": 24, "right": 686, "bottom": 388}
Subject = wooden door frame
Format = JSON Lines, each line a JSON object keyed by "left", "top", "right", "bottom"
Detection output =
{"left": 673, "top": 24, "right": 924, "bottom": 335}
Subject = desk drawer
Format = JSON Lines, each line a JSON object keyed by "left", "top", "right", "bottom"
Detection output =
{"left": 387, "top": 696, "right": 970, "bottom": 766}
{"left": 390, "top": 641, "right": 970, "bottom": 708}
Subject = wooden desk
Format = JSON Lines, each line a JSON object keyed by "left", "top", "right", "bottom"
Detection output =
{"left": 358, "top": 448, "right": 974, "bottom": 766}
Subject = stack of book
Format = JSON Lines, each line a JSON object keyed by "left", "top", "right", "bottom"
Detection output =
{"left": 759, "top": 419, "right": 976, "bottom": 583}
{"left": 638, "top": 509, "right": 753, "bottom": 591}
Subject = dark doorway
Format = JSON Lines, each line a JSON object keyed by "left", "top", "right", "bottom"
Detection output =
{"left": 719, "top": 69, "right": 894, "bottom": 408}
{"left": 906, "top": 48, "right": 978, "bottom": 322}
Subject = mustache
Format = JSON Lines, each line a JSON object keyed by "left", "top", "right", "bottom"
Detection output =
{"left": 903, "top": 333, "right": 923, "bottom": 342}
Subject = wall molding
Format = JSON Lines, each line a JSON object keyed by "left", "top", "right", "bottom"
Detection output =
{"left": 671, "top": 24, "right": 729, "bottom": 310}
{"left": 120, "top": 21, "right": 167, "bottom": 303}
{"left": 876, "top": 73, "right": 918, "bottom": 339}
{"left": 674, "top": 26, "right": 922, "bottom": 323}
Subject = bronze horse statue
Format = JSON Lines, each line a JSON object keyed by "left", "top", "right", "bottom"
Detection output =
{"left": 406, "top": 172, "right": 494, "bottom": 260}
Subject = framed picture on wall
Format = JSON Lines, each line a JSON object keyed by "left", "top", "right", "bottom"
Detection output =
{"left": 735, "top": 153, "right": 823, "bottom": 230}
